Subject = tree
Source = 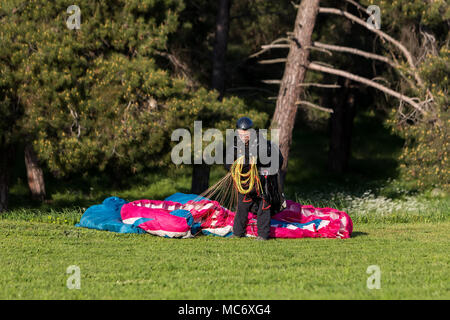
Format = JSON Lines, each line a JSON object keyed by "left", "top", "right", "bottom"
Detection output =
{"left": 212, "top": 0, "right": 232, "bottom": 101}
{"left": 254, "top": 0, "right": 448, "bottom": 190}
{"left": 0, "top": 141, "right": 14, "bottom": 212}
{"left": 269, "top": 0, "right": 321, "bottom": 187}
{"left": 357, "top": 0, "right": 449, "bottom": 190}
{"left": 0, "top": 0, "right": 264, "bottom": 212}
{"left": 312, "top": 0, "right": 374, "bottom": 174}
{"left": 192, "top": 0, "right": 232, "bottom": 194}
{"left": 24, "top": 143, "right": 46, "bottom": 201}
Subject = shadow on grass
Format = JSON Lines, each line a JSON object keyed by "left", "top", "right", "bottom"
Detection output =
{"left": 8, "top": 166, "right": 194, "bottom": 212}
{"left": 351, "top": 231, "right": 369, "bottom": 238}
{"left": 8, "top": 162, "right": 234, "bottom": 213}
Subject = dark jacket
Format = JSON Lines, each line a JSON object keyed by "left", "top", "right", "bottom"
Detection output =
{"left": 224, "top": 133, "right": 285, "bottom": 212}
{"left": 224, "top": 134, "right": 283, "bottom": 174}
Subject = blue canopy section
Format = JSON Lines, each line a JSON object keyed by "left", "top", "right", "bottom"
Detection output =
{"left": 164, "top": 192, "right": 206, "bottom": 204}
{"left": 76, "top": 193, "right": 207, "bottom": 235}
{"left": 170, "top": 209, "right": 201, "bottom": 235}
{"left": 170, "top": 209, "right": 194, "bottom": 227}
{"left": 75, "top": 196, "right": 145, "bottom": 234}
{"left": 270, "top": 219, "right": 323, "bottom": 230}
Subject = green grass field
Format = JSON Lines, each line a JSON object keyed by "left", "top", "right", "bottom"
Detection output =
{"left": 0, "top": 219, "right": 448, "bottom": 299}
{"left": 3, "top": 113, "right": 448, "bottom": 299}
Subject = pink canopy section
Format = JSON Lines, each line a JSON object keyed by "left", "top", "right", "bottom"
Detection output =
{"left": 120, "top": 195, "right": 353, "bottom": 239}
{"left": 269, "top": 200, "right": 353, "bottom": 239}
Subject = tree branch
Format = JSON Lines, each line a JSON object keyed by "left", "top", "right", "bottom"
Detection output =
{"left": 305, "top": 45, "right": 333, "bottom": 56}
{"left": 344, "top": 0, "right": 368, "bottom": 15}
{"left": 154, "top": 50, "right": 198, "bottom": 89}
{"left": 261, "top": 80, "right": 282, "bottom": 85}
{"left": 295, "top": 100, "right": 334, "bottom": 113}
{"left": 297, "top": 82, "right": 341, "bottom": 88}
{"left": 318, "top": 7, "right": 424, "bottom": 87}
{"left": 261, "top": 44, "right": 290, "bottom": 50}
{"left": 258, "top": 58, "right": 287, "bottom": 64}
{"left": 311, "top": 41, "right": 420, "bottom": 89}
{"left": 312, "top": 41, "right": 396, "bottom": 66}
{"left": 307, "top": 62, "right": 427, "bottom": 115}
{"left": 249, "top": 38, "right": 292, "bottom": 58}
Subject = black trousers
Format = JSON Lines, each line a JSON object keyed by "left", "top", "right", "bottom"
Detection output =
{"left": 233, "top": 192, "right": 272, "bottom": 239}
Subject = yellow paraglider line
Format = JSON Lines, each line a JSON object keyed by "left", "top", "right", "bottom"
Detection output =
{"left": 197, "top": 156, "right": 263, "bottom": 212}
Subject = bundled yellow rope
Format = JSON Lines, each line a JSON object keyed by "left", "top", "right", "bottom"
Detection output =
{"left": 198, "top": 172, "right": 237, "bottom": 211}
{"left": 197, "top": 156, "right": 263, "bottom": 211}
{"left": 230, "top": 156, "right": 263, "bottom": 195}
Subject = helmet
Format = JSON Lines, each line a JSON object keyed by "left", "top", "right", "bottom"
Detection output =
{"left": 236, "top": 117, "right": 253, "bottom": 130}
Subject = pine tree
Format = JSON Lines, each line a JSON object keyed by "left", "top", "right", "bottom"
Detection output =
{"left": 0, "top": 0, "right": 267, "bottom": 211}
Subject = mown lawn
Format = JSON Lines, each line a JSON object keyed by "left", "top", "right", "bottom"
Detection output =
{"left": 0, "top": 219, "right": 448, "bottom": 299}
{"left": 3, "top": 113, "right": 448, "bottom": 300}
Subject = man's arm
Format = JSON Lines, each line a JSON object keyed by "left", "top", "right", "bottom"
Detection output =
{"left": 258, "top": 139, "right": 283, "bottom": 175}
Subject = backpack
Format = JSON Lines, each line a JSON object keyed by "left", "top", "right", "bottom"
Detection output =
{"left": 262, "top": 172, "right": 287, "bottom": 213}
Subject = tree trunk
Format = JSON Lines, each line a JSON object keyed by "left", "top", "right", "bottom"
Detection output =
{"left": 0, "top": 144, "right": 15, "bottom": 213}
{"left": 211, "top": 0, "right": 232, "bottom": 101}
{"left": 24, "top": 144, "right": 46, "bottom": 201}
{"left": 191, "top": 163, "right": 211, "bottom": 195}
{"left": 0, "top": 171, "right": 8, "bottom": 213}
{"left": 191, "top": 0, "right": 232, "bottom": 194}
{"left": 271, "top": 0, "right": 320, "bottom": 187}
{"left": 327, "top": 78, "right": 356, "bottom": 173}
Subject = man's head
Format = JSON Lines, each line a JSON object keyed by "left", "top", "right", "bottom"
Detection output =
{"left": 236, "top": 117, "right": 253, "bottom": 144}
{"left": 237, "top": 129, "right": 250, "bottom": 144}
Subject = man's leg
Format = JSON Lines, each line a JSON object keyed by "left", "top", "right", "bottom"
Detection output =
{"left": 256, "top": 198, "right": 272, "bottom": 239}
{"left": 233, "top": 193, "right": 253, "bottom": 237}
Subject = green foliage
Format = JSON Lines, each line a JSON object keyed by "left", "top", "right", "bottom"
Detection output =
{"left": 1, "top": 0, "right": 264, "bottom": 178}
{"left": 388, "top": 46, "right": 449, "bottom": 192}
{"left": 362, "top": 0, "right": 450, "bottom": 191}
{"left": 1, "top": 0, "right": 448, "bottom": 195}
{"left": 393, "top": 63, "right": 447, "bottom": 191}
{"left": 363, "top": 0, "right": 448, "bottom": 30}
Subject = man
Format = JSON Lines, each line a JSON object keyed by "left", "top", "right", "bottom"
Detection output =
{"left": 225, "top": 117, "right": 285, "bottom": 240}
